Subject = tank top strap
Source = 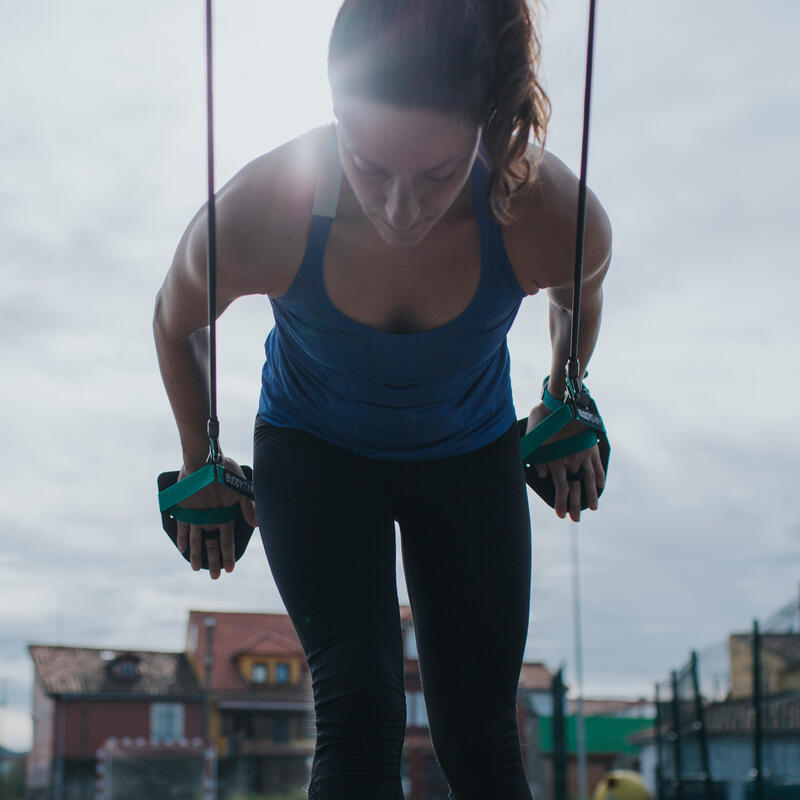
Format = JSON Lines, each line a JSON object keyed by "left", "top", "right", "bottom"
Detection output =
{"left": 471, "top": 144, "right": 527, "bottom": 300}
{"left": 312, "top": 124, "right": 343, "bottom": 218}
{"left": 278, "top": 125, "right": 341, "bottom": 303}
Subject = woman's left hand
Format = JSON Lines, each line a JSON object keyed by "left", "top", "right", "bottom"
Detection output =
{"left": 526, "top": 402, "right": 605, "bottom": 522}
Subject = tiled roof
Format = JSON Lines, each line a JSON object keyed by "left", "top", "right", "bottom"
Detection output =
{"left": 705, "top": 691, "right": 800, "bottom": 735}
{"left": 568, "top": 698, "right": 652, "bottom": 716}
{"left": 186, "top": 610, "right": 307, "bottom": 692}
{"left": 232, "top": 630, "right": 304, "bottom": 658}
{"left": 629, "top": 691, "right": 800, "bottom": 743}
{"left": 519, "top": 662, "right": 555, "bottom": 691}
{"left": 28, "top": 645, "right": 203, "bottom": 698}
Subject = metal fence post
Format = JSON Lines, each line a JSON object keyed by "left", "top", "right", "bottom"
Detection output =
{"left": 654, "top": 683, "right": 665, "bottom": 800}
{"left": 670, "top": 670, "right": 683, "bottom": 800}
{"left": 552, "top": 668, "right": 568, "bottom": 800}
{"left": 752, "top": 620, "right": 763, "bottom": 800}
{"left": 690, "top": 651, "right": 713, "bottom": 800}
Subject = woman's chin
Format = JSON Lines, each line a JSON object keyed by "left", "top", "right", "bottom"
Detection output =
{"left": 373, "top": 217, "right": 432, "bottom": 248}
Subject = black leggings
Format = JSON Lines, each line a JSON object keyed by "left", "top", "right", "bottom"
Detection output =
{"left": 253, "top": 417, "right": 533, "bottom": 800}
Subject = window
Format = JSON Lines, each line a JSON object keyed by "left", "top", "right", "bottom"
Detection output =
{"left": 252, "top": 663, "right": 268, "bottom": 683}
{"left": 109, "top": 656, "right": 140, "bottom": 680}
{"left": 406, "top": 690, "right": 429, "bottom": 727}
{"left": 405, "top": 628, "right": 418, "bottom": 660}
{"left": 274, "top": 716, "right": 290, "bottom": 743}
{"left": 275, "top": 662, "right": 290, "bottom": 683}
{"left": 150, "top": 703, "right": 184, "bottom": 740}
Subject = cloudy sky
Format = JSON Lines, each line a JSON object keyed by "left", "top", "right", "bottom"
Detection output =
{"left": 1, "top": 0, "right": 798, "bottom": 752}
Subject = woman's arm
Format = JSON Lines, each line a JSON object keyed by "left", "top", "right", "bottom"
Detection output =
{"left": 544, "top": 189, "right": 612, "bottom": 399}
{"left": 153, "top": 132, "right": 320, "bottom": 469}
{"left": 508, "top": 149, "right": 613, "bottom": 520}
{"left": 152, "top": 133, "right": 320, "bottom": 576}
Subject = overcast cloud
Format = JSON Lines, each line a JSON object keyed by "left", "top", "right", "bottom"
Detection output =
{"left": 1, "top": 0, "right": 798, "bottom": 751}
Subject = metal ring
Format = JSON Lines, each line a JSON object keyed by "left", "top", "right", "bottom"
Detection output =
{"left": 202, "top": 529, "right": 221, "bottom": 540}
{"left": 566, "top": 470, "right": 585, "bottom": 483}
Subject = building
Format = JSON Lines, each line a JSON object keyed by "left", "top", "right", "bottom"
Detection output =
{"left": 538, "top": 697, "right": 656, "bottom": 798}
{"left": 26, "top": 645, "right": 206, "bottom": 799}
{"left": 729, "top": 632, "right": 800, "bottom": 698}
{"left": 28, "top": 606, "right": 562, "bottom": 799}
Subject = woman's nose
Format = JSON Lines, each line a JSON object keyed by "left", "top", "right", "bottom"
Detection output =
{"left": 384, "top": 179, "right": 421, "bottom": 231}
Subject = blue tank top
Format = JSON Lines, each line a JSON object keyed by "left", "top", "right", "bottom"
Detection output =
{"left": 257, "top": 125, "right": 526, "bottom": 460}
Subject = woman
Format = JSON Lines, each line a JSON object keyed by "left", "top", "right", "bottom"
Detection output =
{"left": 154, "top": 0, "right": 610, "bottom": 796}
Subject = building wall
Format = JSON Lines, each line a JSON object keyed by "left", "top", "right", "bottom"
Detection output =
{"left": 729, "top": 636, "right": 793, "bottom": 698}
{"left": 56, "top": 698, "right": 205, "bottom": 759}
{"left": 26, "top": 674, "right": 54, "bottom": 791}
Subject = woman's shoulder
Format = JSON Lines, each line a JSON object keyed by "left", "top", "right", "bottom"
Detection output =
{"left": 211, "top": 125, "right": 332, "bottom": 298}
{"left": 502, "top": 146, "right": 612, "bottom": 294}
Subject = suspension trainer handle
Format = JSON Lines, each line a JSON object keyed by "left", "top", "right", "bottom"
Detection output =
{"left": 519, "top": 0, "right": 610, "bottom": 511}
{"left": 156, "top": 0, "right": 255, "bottom": 570}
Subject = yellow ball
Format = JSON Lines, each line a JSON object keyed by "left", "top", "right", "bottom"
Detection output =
{"left": 592, "top": 770, "right": 652, "bottom": 800}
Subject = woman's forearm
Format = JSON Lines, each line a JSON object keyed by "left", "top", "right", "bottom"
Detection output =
{"left": 153, "top": 293, "right": 216, "bottom": 470}
{"left": 546, "top": 285, "right": 603, "bottom": 400}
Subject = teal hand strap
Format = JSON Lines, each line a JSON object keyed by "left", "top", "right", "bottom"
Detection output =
{"left": 169, "top": 503, "right": 240, "bottom": 525}
{"left": 158, "top": 465, "right": 218, "bottom": 512}
{"left": 520, "top": 404, "right": 575, "bottom": 461}
{"left": 526, "top": 431, "right": 599, "bottom": 464}
{"left": 157, "top": 463, "right": 253, "bottom": 514}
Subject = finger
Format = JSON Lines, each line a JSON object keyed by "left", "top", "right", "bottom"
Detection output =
{"left": 177, "top": 521, "right": 189, "bottom": 554}
{"left": 189, "top": 525, "right": 204, "bottom": 571}
{"left": 551, "top": 465, "right": 570, "bottom": 519}
{"left": 242, "top": 497, "right": 258, "bottom": 528}
{"left": 568, "top": 479, "right": 582, "bottom": 522}
{"left": 205, "top": 533, "right": 221, "bottom": 580}
{"left": 534, "top": 462, "right": 549, "bottom": 479}
{"left": 592, "top": 448, "right": 606, "bottom": 489}
{"left": 220, "top": 521, "right": 236, "bottom": 573}
{"left": 582, "top": 463, "right": 599, "bottom": 510}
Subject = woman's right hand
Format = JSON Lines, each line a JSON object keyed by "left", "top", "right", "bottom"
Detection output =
{"left": 175, "top": 456, "right": 258, "bottom": 580}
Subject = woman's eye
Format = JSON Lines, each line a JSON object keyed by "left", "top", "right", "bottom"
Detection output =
{"left": 353, "top": 159, "right": 384, "bottom": 178}
{"left": 427, "top": 172, "right": 454, "bottom": 183}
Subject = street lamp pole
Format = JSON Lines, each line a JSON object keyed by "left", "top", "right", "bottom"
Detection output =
{"left": 203, "top": 616, "right": 217, "bottom": 800}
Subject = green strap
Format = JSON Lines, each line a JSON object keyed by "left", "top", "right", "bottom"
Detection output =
{"left": 158, "top": 464, "right": 218, "bottom": 512}
{"left": 526, "top": 431, "right": 599, "bottom": 464}
{"left": 168, "top": 503, "right": 240, "bottom": 525}
{"left": 520, "top": 404, "right": 574, "bottom": 461}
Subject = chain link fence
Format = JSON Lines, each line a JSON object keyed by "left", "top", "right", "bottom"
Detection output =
{"left": 653, "top": 595, "right": 800, "bottom": 800}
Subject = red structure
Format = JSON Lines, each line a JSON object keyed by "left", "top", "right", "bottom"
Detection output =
{"left": 27, "top": 646, "right": 205, "bottom": 799}
{"left": 28, "top": 607, "right": 556, "bottom": 798}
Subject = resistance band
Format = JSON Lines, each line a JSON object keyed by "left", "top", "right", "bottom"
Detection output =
{"left": 157, "top": 0, "right": 256, "bottom": 570}
{"left": 519, "top": 0, "right": 611, "bottom": 510}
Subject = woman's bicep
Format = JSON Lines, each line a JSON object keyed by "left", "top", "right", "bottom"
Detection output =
{"left": 154, "top": 211, "right": 223, "bottom": 341}
{"left": 544, "top": 187, "right": 612, "bottom": 310}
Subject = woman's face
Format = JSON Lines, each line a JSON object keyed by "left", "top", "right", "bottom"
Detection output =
{"left": 334, "top": 96, "right": 481, "bottom": 248}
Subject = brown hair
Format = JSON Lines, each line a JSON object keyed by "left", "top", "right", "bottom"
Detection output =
{"left": 328, "top": 0, "right": 551, "bottom": 224}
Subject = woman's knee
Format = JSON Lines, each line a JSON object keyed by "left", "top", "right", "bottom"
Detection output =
{"left": 307, "top": 631, "right": 407, "bottom": 779}
{"left": 309, "top": 630, "right": 406, "bottom": 728}
{"left": 429, "top": 704, "right": 531, "bottom": 799}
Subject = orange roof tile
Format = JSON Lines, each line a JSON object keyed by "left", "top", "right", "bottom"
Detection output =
{"left": 518, "top": 662, "right": 555, "bottom": 691}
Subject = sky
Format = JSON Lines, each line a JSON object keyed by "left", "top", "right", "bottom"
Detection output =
{"left": 1, "top": 0, "right": 799, "bottom": 753}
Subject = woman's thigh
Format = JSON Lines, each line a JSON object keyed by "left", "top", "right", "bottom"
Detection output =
{"left": 392, "top": 422, "right": 532, "bottom": 788}
{"left": 253, "top": 418, "right": 409, "bottom": 793}
{"left": 252, "top": 418, "right": 404, "bottom": 655}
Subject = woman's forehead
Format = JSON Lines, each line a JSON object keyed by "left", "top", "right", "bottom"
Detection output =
{"left": 336, "top": 97, "right": 480, "bottom": 172}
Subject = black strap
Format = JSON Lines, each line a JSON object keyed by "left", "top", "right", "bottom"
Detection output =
{"left": 205, "top": 0, "right": 221, "bottom": 464}
{"left": 566, "top": 0, "right": 598, "bottom": 400}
